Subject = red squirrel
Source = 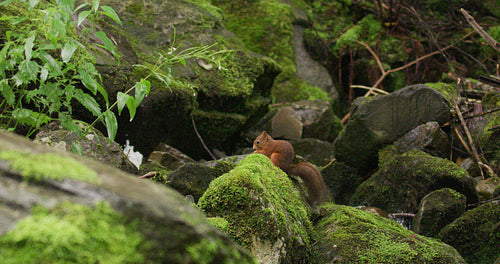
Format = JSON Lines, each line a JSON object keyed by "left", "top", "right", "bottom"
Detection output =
{"left": 253, "top": 131, "right": 330, "bottom": 206}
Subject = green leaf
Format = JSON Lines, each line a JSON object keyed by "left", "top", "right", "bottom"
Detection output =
{"left": 103, "top": 110, "right": 117, "bottom": 142}
{"left": 59, "top": 112, "right": 82, "bottom": 137}
{"left": 14, "top": 60, "right": 40, "bottom": 85}
{"left": 78, "top": 66, "right": 98, "bottom": 94}
{"left": 92, "top": 0, "right": 100, "bottom": 13}
{"left": 50, "top": 16, "right": 66, "bottom": 37}
{"left": 77, "top": 10, "right": 91, "bottom": 27}
{"left": 0, "top": 79, "right": 15, "bottom": 105}
{"left": 0, "top": 0, "right": 16, "bottom": 7}
{"left": 40, "top": 51, "right": 62, "bottom": 76}
{"left": 96, "top": 83, "right": 109, "bottom": 107}
{"left": 61, "top": 41, "right": 78, "bottom": 63}
{"left": 74, "top": 3, "right": 89, "bottom": 13}
{"left": 40, "top": 67, "right": 49, "bottom": 82}
{"left": 24, "top": 32, "right": 36, "bottom": 61}
{"left": 134, "top": 78, "right": 150, "bottom": 106}
{"left": 125, "top": 96, "right": 137, "bottom": 121}
{"left": 28, "top": 0, "right": 40, "bottom": 10}
{"left": 12, "top": 108, "right": 52, "bottom": 128}
{"left": 74, "top": 90, "right": 102, "bottom": 117}
{"left": 100, "top": 5, "right": 122, "bottom": 26}
{"left": 95, "top": 31, "right": 117, "bottom": 57}
{"left": 116, "top": 92, "right": 130, "bottom": 115}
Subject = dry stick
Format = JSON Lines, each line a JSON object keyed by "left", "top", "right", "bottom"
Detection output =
{"left": 464, "top": 107, "right": 500, "bottom": 119}
{"left": 191, "top": 115, "right": 217, "bottom": 160}
{"left": 460, "top": 8, "right": 500, "bottom": 53}
{"left": 451, "top": 90, "right": 485, "bottom": 179}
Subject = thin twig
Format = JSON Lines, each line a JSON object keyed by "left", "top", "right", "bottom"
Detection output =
{"left": 355, "top": 31, "right": 474, "bottom": 94}
{"left": 464, "top": 107, "right": 500, "bottom": 119}
{"left": 191, "top": 115, "right": 216, "bottom": 160}
{"left": 460, "top": 8, "right": 500, "bottom": 53}
{"left": 451, "top": 86, "right": 485, "bottom": 179}
{"left": 467, "top": 196, "right": 500, "bottom": 209}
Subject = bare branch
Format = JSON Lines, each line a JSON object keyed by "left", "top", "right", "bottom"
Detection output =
{"left": 460, "top": 8, "right": 500, "bottom": 53}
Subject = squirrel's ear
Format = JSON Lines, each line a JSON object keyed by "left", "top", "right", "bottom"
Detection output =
{"left": 262, "top": 131, "right": 269, "bottom": 137}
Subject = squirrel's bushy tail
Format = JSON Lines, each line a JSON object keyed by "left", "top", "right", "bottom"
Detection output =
{"left": 289, "top": 162, "right": 331, "bottom": 206}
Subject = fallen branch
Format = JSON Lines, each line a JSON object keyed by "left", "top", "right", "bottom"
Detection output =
{"left": 464, "top": 107, "right": 500, "bottom": 119}
{"left": 451, "top": 86, "right": 486, "bottom": 179}
{"left": 460, "top": 8, "right": 500, "bottom": 53}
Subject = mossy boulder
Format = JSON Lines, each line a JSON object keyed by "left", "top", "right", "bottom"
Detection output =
{"left": 411, "top": 188, "right": 467, "bottom": 238}
{"left": 0, "top": 131, "right": 255, "bottom": 263}
{"left": 334, "top": 84, "right": 451, "bottom": 171}
{"left": 311, "top": 204, "right": 466, "bottom": 263}
{"left": 79, "top": 0, "right": 282, "bottom": 160}
{"left": 198, "top": 154, "right": 312, "bottom": 264}
{"left": 439, "top": 202, "right": 500, "bottom": 264}
{"left": 350, "top": 150, "right": 479, "bottom": 213}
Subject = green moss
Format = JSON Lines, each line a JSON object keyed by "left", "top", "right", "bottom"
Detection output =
{"left": 183, "top": 0, "right": 224, "bottom": 21}
{"left": 439, "top": 202, "right": 500, "bottom": 264}
{"left": 0, "top": 150, "right": 100, "bottom": 184}
{"left": 207, "top": 217, "right": 230, "bottom": 233}
{"left": 0, "top": 202, "right": 145, "bottom": 264}
{"left": 198, "top": 154, "right": 311, "bottom": 251}
{"left": 351, "top": 150, "right": 477, "bottom": 212}
{"left": 424, "top": 82, "right": 456, "bottom": 103}
{"left": 312, "top": 204, "right": 465, "bottom": 263}
{"left": 334, "top": 15, "right": 381, "bottom": 52}
{"left": 272, "top": 71, "right": 330, "bottom": 103}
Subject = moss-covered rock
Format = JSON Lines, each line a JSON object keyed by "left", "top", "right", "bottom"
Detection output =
{"left": 0, "top": 131, "right": 255, "bottom": 263}
{"left": 0, "top": 202, "right": 145, "bottom": 264}
{"left": 311, "top": 204, "right": 466, "bottom": 264}
{"left": 74, "top": 0, "right": 283, "bottom": 160}
{"left": 439, "top": 202, "right": 500, "bottom": 264}
{"left": 411, "top": 188, "right": 467, "bottom": 238}
{"left": 350, "top": 150, "right": 479, "bottom": 213}
{"left": 198, "top": 154, "right": 312, "bottom": 263}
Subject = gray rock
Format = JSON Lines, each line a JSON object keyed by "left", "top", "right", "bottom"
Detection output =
{"left": 34, "top": 121, "right": 137, "bottom": 174}
{"left": 476, "top": 177, "right": 500, "bottom": 201}
{"left": 146, "top": 143, "right": 195, "bottom": 171}
{"left": 0, "top": 131, "right": 255, "bottom": 263}
{"left": 334, "top": 84, "right": 451, "bottom": 171}
{"left": 393, "top": 121, "right": 450, "bottom": 158}
{"left": 255, "top": 99, "right": 340, "bottom": 141}
{"left": 167, "top": 161, "right": 235, "bottom": 203}
{"left": 412, "top": 188, "right": 466, "bottom": 238}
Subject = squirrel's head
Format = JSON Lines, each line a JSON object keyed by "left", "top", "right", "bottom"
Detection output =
{"left": 253, "top": 131, "right": 271, "bottom": 150}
